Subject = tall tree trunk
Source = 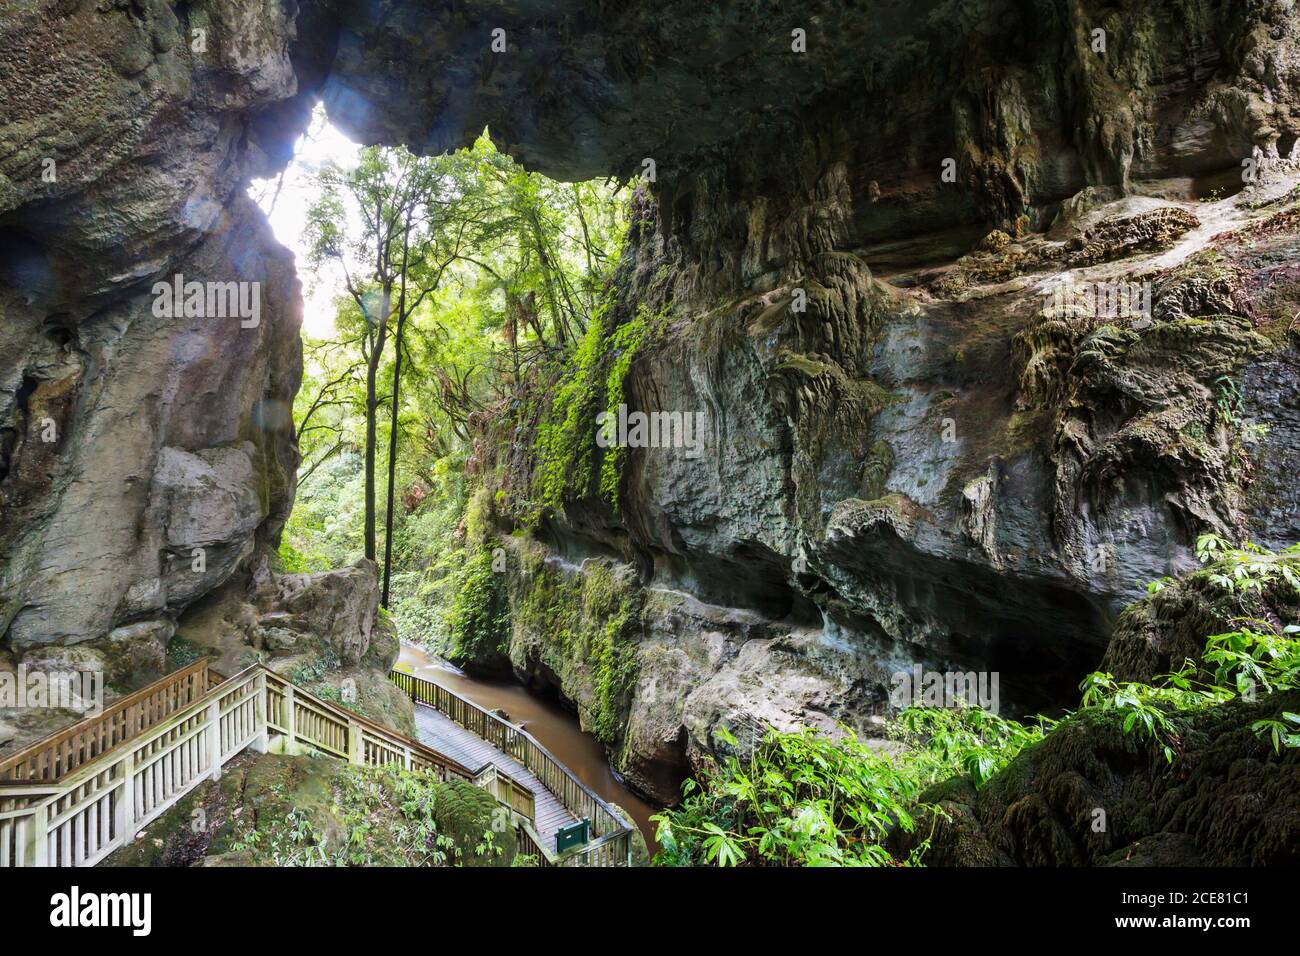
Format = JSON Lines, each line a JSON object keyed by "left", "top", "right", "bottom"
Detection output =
{"left": 381, "top": 218, "right": 412, "bottom": 607}
{"left": 363, "top": 285, "right": 392, "bottom": 562}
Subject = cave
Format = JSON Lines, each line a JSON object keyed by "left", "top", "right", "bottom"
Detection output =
{"left": 1, "top": 0, "right": 1298, "bottom": 884}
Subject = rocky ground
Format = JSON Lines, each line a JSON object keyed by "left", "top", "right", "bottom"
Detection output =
{"left": 176, "top": 556, "right": 414, "bottom": 735}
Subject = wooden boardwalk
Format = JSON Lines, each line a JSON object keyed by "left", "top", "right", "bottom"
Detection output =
{"left": 412, "top": 703, "right": 577, "bottom": 850}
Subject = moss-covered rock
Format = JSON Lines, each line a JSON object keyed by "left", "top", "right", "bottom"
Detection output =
{"left": 433, "top": 779, "right": 517, "bottom": 867}
{"left": 904, "top": 690, "right": 1300, "bottom": 867}
{"left": 1102, "top": 552, "right": 1300, "bottom": 682}
{"left": 105, "top": 753, "right": 519, "bottom": 867}
{"left": 506, "top": 542, "right": 642, "bottom": 747}
{"left": 443, "top": 547, "right": 512, "bottom": 675}
{"left": 177, "top": 558, "right": 415, "bottom": 736}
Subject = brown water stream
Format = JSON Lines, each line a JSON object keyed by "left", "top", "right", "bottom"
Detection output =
{"left": 397, "top": 644, "right": 660, "bottom": 850}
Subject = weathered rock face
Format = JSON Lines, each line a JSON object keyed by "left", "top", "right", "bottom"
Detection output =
{"left": 0, "top": 1, "right": 308, "bottom": 662}
{"left": 3, "top": 1, "right": 1300, "bottom": 809}
{"left": 512, "top": 177, "right": 1300, "bottom": 802}
{"left": 489, "top": 3, "right": 1300, "bottom": 800}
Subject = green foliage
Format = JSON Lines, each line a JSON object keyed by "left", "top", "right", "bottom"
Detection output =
{"left": 282, "top": 451, "right": 366, "bottom": 570}
{"left": 275, "top": 540, "right": 319, "bottom": 574}
{"left": 165, "top": 634, "right": 200, "bottom": 670}
{"left": 280, "top": 648, "right": 393, "bottom": 725}
{"left": 1214, "top": 375, "right": 1243, "bottom": 427}
{"left": 580, "top": 564, "right": 642, "bottom": 741}
{"left": 531, "top": 302, "right": 668, "bottom": 514}
{"left": 286, "top": 648, "right": 343, "bottom": 689}
{"left": 430, "top": 779, "right": 511, "bottom": 866}
{"left": 1078, "top": 671, "right": 1199, "bottom": 763}
{"left": 1078, "top": 536, "right": 1300, "bottom": 757}
{"left": 890, "top": 705, "right": 1056, "bottom": 787}
{"left": 443, "top": 547, "right": 510, "bottom": 665}
{"left": 533, "top": 310, "right": 609, "bottom": 510}
{"left": 659, "top": 539, "right": 1300, "bottom": 867}
{"left": 229, "top": 764, "right": 516, "bottom": 867}
{"left": 286, "top": 128, "right": 631, "bottom": 667}
{"left": 654, "top": 705, "right": 1046, "bottom": 868}
{"left": 598, "top": 307, "right": 664, "bottom": 505}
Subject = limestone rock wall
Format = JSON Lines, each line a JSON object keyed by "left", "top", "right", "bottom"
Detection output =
{"left": 486, "top": 2, "right": 1300, "bottom": 800}
{"left": 0, "top": 1, "right": 309, "bottom": 663}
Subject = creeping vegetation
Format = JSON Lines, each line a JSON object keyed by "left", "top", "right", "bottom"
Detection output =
{"left": 511, "top": 545, "right": 642, "bottom": 744}
{"left": 443, "top": 547, "right": 512, "bottom": 668}
{"left": 1080, "top": 535, "right": 1300, "bottom": 759}
{"left": 532, "top": 303, "right": 668, "bottom": 514}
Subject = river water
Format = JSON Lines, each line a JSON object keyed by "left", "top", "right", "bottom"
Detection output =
{"left": 397, "top": 644, "right": 660, "bottom": 850}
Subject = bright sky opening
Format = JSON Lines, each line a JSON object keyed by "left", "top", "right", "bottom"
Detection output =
{"left": 251, "top": 104, "right": 361, "bottom": 338}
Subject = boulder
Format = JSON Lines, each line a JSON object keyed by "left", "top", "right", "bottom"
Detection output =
{"left": 177, "top": 559, "right": 413, "bottom": 735}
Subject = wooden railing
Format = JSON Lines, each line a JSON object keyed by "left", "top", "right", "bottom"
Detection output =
{"left": 472, "top": 763, "right": 537, "bottom": 821}
{"left": 0, "top": 659, "right": 212, "bottom": 784}
{"left": 514, "top": 818, "right": 553, "bottom": 867}
{"left": 0, "top": 660, "right": 539, "bottom": 867}
{"left": 0, "top": 664, "right": 264, "bottom": 867}
{"left": 390, "top": 668, "right": 634, "bottom": 866}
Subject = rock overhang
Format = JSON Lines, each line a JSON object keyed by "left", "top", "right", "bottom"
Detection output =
{"left": 308, "top": 0, "right": 975, "bottom": 181}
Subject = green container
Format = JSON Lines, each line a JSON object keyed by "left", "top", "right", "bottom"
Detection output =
{"left": 555, "top": 818, "right": 590, "bottom": 853}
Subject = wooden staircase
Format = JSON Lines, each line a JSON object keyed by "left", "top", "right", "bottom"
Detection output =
{"left": 0, "top": 660, "right": 538, "bottom": 867}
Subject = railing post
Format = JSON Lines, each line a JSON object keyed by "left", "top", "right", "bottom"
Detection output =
{"left": 118, "top": 749, "right": 136, "bottom": 847}
{"left": 207, "top": 699, "right": 223, "bottom": 781}
{"left": 26, "top": 802, "right": 49, "bottom": 867}
{"left": 283, "top": 683, "right": 297, "bottom": 753}
{"left": 250, "top": 671, "right": 269, "bottom": 754}
{"left": 348, "top": 717, "right": 363, "bottom": 766}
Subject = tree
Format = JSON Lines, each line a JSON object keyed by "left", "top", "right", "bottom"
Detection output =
{"left": 305, "top": 145, "right": 502, "bottom": 598}
{"left": 291, "top": 133, "right": 629, "bottom": 632}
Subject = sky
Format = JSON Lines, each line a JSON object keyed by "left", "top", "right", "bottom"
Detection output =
{"left": 250, "top": 105, "right": 361, "bottom": 337}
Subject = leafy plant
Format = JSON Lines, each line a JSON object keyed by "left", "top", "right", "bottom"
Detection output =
{"left": 654, "top": 705, "right": 1046, "bottom": 868}
{"left": 1077, "top": 538, "right": 1300, "bottom": 756}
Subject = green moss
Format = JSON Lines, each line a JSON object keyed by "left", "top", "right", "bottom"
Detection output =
{"left": 511, "top": 547, "right": 641, "bottom": 744}
{"left": 106, "top": 755, "right": 521, "bottom": 867}
{"left": 463, "top": 486, "right": 494, "bottom": 547}
{"left": 775, "top": 352, "right": 837, "bottom": 377}
{"left": 165, "top": 634, "right": 200, "bottom": 670}
{"left": 530, "top": 302, "right": 669, "bottom": 515}
{"left": 598, "top": 306, "right": 666, "bottom": 507}
{"left": 432, "top": 779, "right": 515, "bottom": 866}
{"left": 1254, "top": 276, "right": 1300, "bottom": 349}
{"left": 444, "top": 547, "right": 510, "bottom": 668}
{"left": 533, "top": 305, "right": 612, "bottom": 510}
